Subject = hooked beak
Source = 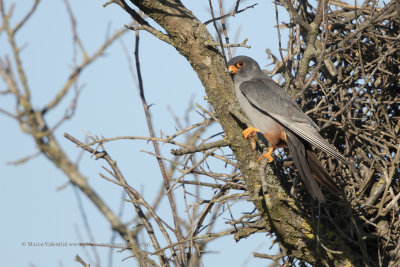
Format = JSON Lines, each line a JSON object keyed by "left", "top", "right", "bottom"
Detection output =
{"left": 228, "top": 65, "right": 239, "bottom": 74}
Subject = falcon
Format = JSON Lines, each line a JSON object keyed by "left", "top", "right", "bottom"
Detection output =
{"left": 228, "top": 55, "right": 351, "bottom": 202}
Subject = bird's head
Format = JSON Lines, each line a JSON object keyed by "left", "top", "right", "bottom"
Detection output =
{"left": 227, "top": 56, "right": 261, "bottom": 81}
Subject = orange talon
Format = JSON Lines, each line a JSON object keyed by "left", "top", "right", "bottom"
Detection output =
{"left": 242, "top": 127, "right": 260, "bottom": 151}
{"left": 242, "top": 127, "right": 260, "bottom": 139}
{"left": 261, "top": 146, "right": 275, "bottom": 162}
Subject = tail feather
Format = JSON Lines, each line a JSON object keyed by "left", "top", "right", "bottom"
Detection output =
{"left": 286, "top": 132, "right": 325, "bottom": 202}
{"left": 305, "top": 145, "right": 339, "bottom": 194}
{"left": 286, "top": 132, "right": 338, "bottom": 202}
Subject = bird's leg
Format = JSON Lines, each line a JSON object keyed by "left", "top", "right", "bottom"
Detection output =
{"left": 242, "top": 127, "right": 260, "bottom": 151}
{"left": 261, "top": 146, "right": 275, "bottom": 162}
{"left": 242, "top": 127, "right": 274, "bottom": 162}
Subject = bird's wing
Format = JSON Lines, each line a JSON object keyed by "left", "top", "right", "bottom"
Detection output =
{"left": 241, "top": 78, "right": 319, "bottom": 128}
{"left": 239, "top": 79, "right": 351, "bottom": 165}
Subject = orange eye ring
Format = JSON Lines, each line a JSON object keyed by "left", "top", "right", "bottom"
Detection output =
{"left": 236, "top": 61, "right": 245, "bottom": 68}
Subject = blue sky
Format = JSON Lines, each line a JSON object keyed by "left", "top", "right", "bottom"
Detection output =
{"left": 0, "top": 0, "right": 289, "bottom": 266}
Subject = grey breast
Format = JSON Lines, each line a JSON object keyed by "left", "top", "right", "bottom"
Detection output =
{"left": 234, "top": 82, "right": 278, "bottom": 134}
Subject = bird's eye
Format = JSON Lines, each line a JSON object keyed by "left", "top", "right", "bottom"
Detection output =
{"left": 237, "top": 61, "right": 245, "bottom": 67}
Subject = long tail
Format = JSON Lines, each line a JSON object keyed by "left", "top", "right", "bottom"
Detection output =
{"left": 286, "top": 132, "right": 339, "bottom": 202}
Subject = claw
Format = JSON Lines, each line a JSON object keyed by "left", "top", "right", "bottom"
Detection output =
{"left": 242, "top": 127, "right": 260, "bottom": 139}
{"left": 242, "top": 127, "right": 260, "bottom": 151}
{"left": 261, "top": 146, "right": 275, "bottom": 162}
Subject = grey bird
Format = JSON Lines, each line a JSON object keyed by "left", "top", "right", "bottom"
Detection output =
{"left": 228, "top": 55, "right": 351, "bottom": 202}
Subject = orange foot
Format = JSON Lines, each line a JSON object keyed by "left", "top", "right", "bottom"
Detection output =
{"left": 258, "top": 146, "right": 275, "bottom": 162}
{"left": 242, "top": 127, "right": 260, "bottom": 139}
{"left": 242, "top": 127, "right": 260, "bottom": 151}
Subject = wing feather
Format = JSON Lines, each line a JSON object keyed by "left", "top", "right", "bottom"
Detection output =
{"left": 274, "top": 114, "right": 350, "bottom": 165}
